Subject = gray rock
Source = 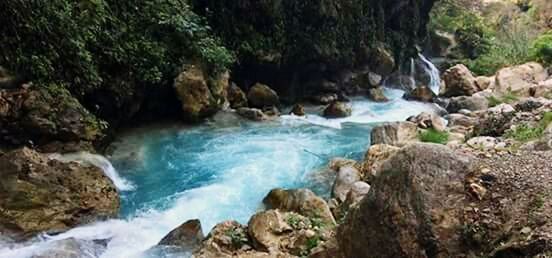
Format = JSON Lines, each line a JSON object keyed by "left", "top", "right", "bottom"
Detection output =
{"left": 158, "top": 219, "right": 204, "bottom": 251}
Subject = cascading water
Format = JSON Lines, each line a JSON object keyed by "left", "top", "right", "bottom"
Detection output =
{"left": 0, "top": 67, "right": 443, "bottom": 258}
{"left": 417, "top": 53, "right": 441, "bottom": 94}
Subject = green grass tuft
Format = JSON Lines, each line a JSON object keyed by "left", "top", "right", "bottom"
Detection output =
{"left": 419, "top": 128, "right": 450, "bottom": 145}
{"left": 505, "top": 112, "right": 552, "bottom": 142}
{"left": 486, "top": 91, "right": 519, "bottom": 107}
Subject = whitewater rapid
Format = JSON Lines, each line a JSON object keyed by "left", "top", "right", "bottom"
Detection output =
{"left": 0, "top": 88, "right": 441, "bottom": 258}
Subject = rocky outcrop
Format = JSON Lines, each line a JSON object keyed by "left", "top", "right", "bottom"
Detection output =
{"left": 247, "top": 83, "right": 280, "bottom": 109}
{"left": 442, "top": 64, "right": 480, "bottom": 97}
{"left": 360, "top": 144, "right": 400, "bottom": 182}
{"left": 158, "top": 219, "right": 204, "bottom": 251}
{"left": 370, "top": 122, "right": 418, "bottom": 146}
{"left": 494, "top": 62, "right": 548, "bottom": 96}
{"left": 290, "top": 104, "right": 305, "bottom": 116}
{"left": 322, "top": 102, "right": 351, "bottom": 118}
{"left": 263, "top": 188, "right": 335, "bottom": 225}
{"left": 0, "top": 86, "right": 105, "bottom": 150}
{"left": 331, "top": 166, "right": 361, "bottom": 203}
{"left": 30, "top": 237, "right": 108, "bottom": 258}
{"left": 367, "top": 87, "right": 388, "bottom": 102}
{"left": 338, "top": 143, "right": 474, "bottom": 258}
{"left": 174, "top": 65, "right": 229, "bottom": 122}
{"left": 0, "top": 148, "right": 119, "bottom": 239}
{"left": 237, "top": 108, "right": 268, "bottom": 121}
{"left": 228, "top": 83, "right": 248, "bottom": 109}
{"left": 404, "top": 86, "right": 436, "bottom": 102}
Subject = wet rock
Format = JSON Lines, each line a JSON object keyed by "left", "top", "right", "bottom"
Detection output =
{"left": 228, "top": 83, "right": 248, "bottom": 109}
{"left": 332, "top": 166, "right": 361, "bottom": 202}
{"left": 360, "top": 144, "right": 400, "bottom": 182}
{"left": 290, "top": 104, "right": 306, "bottom": 116}
{"left": 0, "top": 148, "right": 119, "bottom": 239}
{"left": 31, "top": 237, "right": 108, "bottom": 258}
{"left": 447, "top": 95, "right": 489, "bottom": 113}
{"left": 442, "top": 64, "right": 480, "bottom": 97}
{"left": 370, "top": 122, "right": 418, "bottom": 147}
{"left": 263, "top": 188, "right": 336, "bottom": 225}
{"left": 495, "top": 62, "right": 548, "bottom": 96}
{"left": 403, "top": 86, "right": 436, "bottom": 102}
{"left": 368, "top": 72, "right": 383, "bottom": 87}
{"left": 367, "top": 87, "right": 388, "bottom": 102}
{"left": 322, "top": 102, "right": 351, "bottom": 118}
{"left": 312, "top": 93, "right": 338, "bottom": 105}
{"left": 369, "top": 46, "right": 395, "bottom": 76}
{"left": 237, "top": 108, "right": 268, "bottom": 121}
{"left": 338, "top": 144, "right": 474, "bottom": 258}
{"left": 174, "top": 65, "right": 219, "bottom": 122}
{"left": 247, "top": 83, "right": 280, "bottom": 109}
{"left": 158, "top": 219, "right": 204, "bottom": 251}
{"left": 407, "top": 112, "right": 446, "bottom": 132}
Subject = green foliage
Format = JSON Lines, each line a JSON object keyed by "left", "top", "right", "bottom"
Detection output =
{"left": 530, "top": 31, "right": 552, "bottom": 65}
{"left": 224, "top": 227, "right": 248, "bottom": 249}
{"left": 419, "top": 128, "right": 450, "bottom": 144}
{"left": 486, "top": 92, "right": 520, "bottom": 107}
{"left": 504, "top": 112, "right": 552, "bottom": 142}
{"left": 0, "top": 0, "right": 233, "bottom": 98}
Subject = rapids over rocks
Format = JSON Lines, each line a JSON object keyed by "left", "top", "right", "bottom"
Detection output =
{"left": 0, "top": 86, "right": 440, "bottom": 258}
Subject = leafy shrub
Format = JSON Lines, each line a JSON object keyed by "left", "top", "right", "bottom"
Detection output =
{"left": 531, "top": 31, "right": 552, "bottom": 65}
{"left": 419, "top": 128, "right": 450, "bottom": 145}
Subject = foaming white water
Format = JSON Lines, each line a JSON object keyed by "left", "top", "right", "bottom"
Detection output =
{"left": 418, "top": 53, "right": 441, "bottom": 94}
{"left": 282, "top": 88, "right": 440, "bottom": 129}
{"left": 49, "top": 152, "right": 136, "bottom": 191}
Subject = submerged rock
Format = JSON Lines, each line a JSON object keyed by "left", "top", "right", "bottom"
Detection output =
{"left": 0, "top": 148, "right": 119, "bottom": 239}
{"left": 370, "top": 122, "right": 418, "bottom": 147}
{"left": 442, "top": 64, "right": 479, "bottom": 97}
{"left": 247, "top": 83, "right": 280, "bottom": 109}
{"left": 158, "top": 219, "right": 204, "bottom": 251}
{"left": 322, "top": 102, "right": 351, "bottom": 118}
{"left": 338, "top": 143, "right": 474, "bottom": 258}
{"left": 263, "top": 188, "right": 336, "bottom": 225}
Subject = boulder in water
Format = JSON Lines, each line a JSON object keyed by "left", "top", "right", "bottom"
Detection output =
{"left": 311, "top": 93, "right": 338, "bottom": 105}
{"left": 403, "top": 86, "right": 436, "bottom": 102}
{"left": 322, "top": 102, "right": 351, "bottom": 118}
{"left": 289, "top": 104, "right": 305, "bottom": 116}
{"left": 158, "top": 219, "right": 204, "bottom": 251}
{"left": 367, "top": 87, "right": 388, "bottom": 102}
{"left": 237, "top": 107, "right": 268, "bottom": 121}
{"left": 247, "top": 83, "right": 280, "bottom": 109}
{"left": 227, "top": 82, "right": 248, "bottom": 109}
{"left": 442, "top": 64, "right": 480, "bottom": 97}
{"left": 0, "top": 148, "right": 119, "bottom": 239}
{"left": 370, "top": 122, "right": 418, "bottom": 147}
{"left": 338, "top": 143, "right": 474, "bottom": 258}
{"left": 263, "top": 188, "right": 336, "bottom": 225}
{"left": 369, "top": 46, "right": 395, "bottom": 76}
{"left": 174, "top": 64, "right": 219, "bottom": 122}
{"left": 31, "top": 237, "right": 108, "bottom": 258}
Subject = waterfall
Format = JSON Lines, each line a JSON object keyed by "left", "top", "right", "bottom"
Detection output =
{"left": 417, "top": 53, "right": 441, "bottom": 94}
{"left": 409, "top": 58, "right": 416, "bottom": 90}
{"left": 49, "top": 152, "right": 135, "bottom": 191}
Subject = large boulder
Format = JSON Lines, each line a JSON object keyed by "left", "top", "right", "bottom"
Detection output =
{"left": 174, "top": 65, "right": 224, "bottom": 122}
{"left": 370, "top": 122, "right": 418, "bottom": 147}
{"left": 30, "top": 237, "right": 108, "bottom": 258}
{"left": 494, "top": 62, "right": 548, "bottom": 96}
{"left": 367, "top": 87, "right": 388, "bottom": 102}
{"left": 0, "top": 86, "right": 105, "bottom": 149}
{"left": 263, "top": 188, "right": 336, "bottom": 225}
{"left": 289, "top": 104, "right": 306, "bottom": 116}
{"left": 331, "top": 166, "right": 361, "bottom": 202}
{"left": 442, "top": 64, "right": 480, "bottom": 97}
{"left": 247, "top": 83, "right": 280, "bottom": 109}
{"left": 322, "top": 102, "right": 352, "bottom": 118}
{"left": 338, "top": 143, "right": 474, "bottom": 258}
{"left": 403, "top": 86, "right": 437, "bottom": 102}
{"left": 446, "top": 95, "right": 489, "bottom": 113}
{"left": 360, "top": 144, "right": 400, "bottom": 182}
{"left": 158, "top": 219, "right": 204, "bottom": 251}
{"left": 0, "top": 148, "right": 119, "bottom": 239}
{"left": 227, "top": 83, "right": 248, "bottom": 109}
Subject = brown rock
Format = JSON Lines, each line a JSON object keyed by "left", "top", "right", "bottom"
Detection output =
{"left": 407, "top": 112, "right": 446, "bottom": 132}
{"left": 322, "top": 102, "right": 351, "bottom": 118}
{"left": 368, "top": 87, "right": 388, "bottom": 102}
{"left": 369, "top": 46, "right": 395, "bottom": 76}
{"left": 495, "top": 62, "right": 548, "bottom": 96}
{"left": 338, "top": 143, "right": 474, "bottom": 258}
{"left": 247, "top": 83, "right": 280, "bottom": 109}
{"left": 228, "top": 83, "right": 248, "bottom": 109}
{"left": 263, "top": 188, "right": 336, "bottom": 225}
{"left": 290, "top": 104, "right": 306, "bottom": 116}
{"left": 174, "top": 65, "right": 218, "bottom": 122}
{"left": 360, "top": 144, "right": 400, "bottom": 182}
{"left": 0, "top": 148, "right": 119, "bottom": 239}
{"left": 442, "top": 64, "right": 479, "bottom": 97}
{"left": 370, "top": 122, "right": 418, "bottom": 147}
{"left": 332, "top": 166, "right": 361, "bottom": 202}
{"left": 158, "top": 219, "right": 204, "bottom": 251}
{"left": 403, "top": 86, "right": 436, "bottom": 102}
{"left": 237, "top": 108, "right": 268, "bottom": 121}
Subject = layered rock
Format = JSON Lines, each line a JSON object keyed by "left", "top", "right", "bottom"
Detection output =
{"left": 0, "top": 148, "right": 119, "bottom": 239}
{"left": 263, "top": 188, "right": 335, "bottom": 225}
{"left": 338, "top": 143, "right": 474, "bottom": 258}
{"left": 370, "top": 122, "right": 418, "bottom": 146}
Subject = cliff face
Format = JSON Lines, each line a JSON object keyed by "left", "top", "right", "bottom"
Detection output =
{"left": 193, "top": 0, "right": 436, "bottom": 99}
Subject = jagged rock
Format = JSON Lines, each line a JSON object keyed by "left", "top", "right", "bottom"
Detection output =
{"left": 248, "top": 210, "right": 292, "bottom": 252}
{"left": 338, "top": 143, "right": 474, "bottom": 258}
{"left": 360, "top": 144, "right": 400, "bottom": 182}
{"left": 332, "top": 166, "right": 361, "bottom": 202}
{"left": 515, "top": 98, "right": 545, "bottom": 112}
{"left": 0, "top": 148, "right": 119, "bottom": 239}
{"left": 228, "top": 83, "right": 248, "bottom": 109}
{"left": 407, "top": 112, "right": 446, "bottom": 132}
{"left": 369, "top": 46, "right": 395, "bottom": 76}
{"left": 403, "top": 86, "right": 436, "bottom": 102}
{"left": 263, "top": 188, "right": 336, "bottom": 225}
{"left": 0, "top": 86, "right": 105, "bottom": 148}
{"left": 290, "top": 104, "right": 306, "bottom": 116}
{"left": 247, "top": 83, "right": 280, "bottom": 109}
{"left": 495, "top": 62, "right": 548, "bottom": 96}
{"left": 368, "top": 87, "right": 388, "bottom": 102}
{"left": 237, "top": 108, "right": 268, "bottom": 121}
{"left": 447, "top": 95, "right": 489, "bottom": 113}
{"left": 158, "top": 219, "right": 204, "bottom": 251}
{"left": 442, "top": 64, "right": 480, "bottom": 97}
{"left": 368, "top": 72, "right": 383, "bottom": 87}
{"left": 473, "top": 104, "right": 516, "bottom": 137}
{"left": 30, "top": 237, "right": 108, "bottom": 258}
{"left": 370, "top": 122, "right": 418, "bottom": 147}
{"left": 322, "top": 102, "right": 351, "bottom": 118}
{"left": 446, "top": 113, "right": 478, "bottom": 128}
{"left": 174, "top": 65, "right": 219, "bottom": 122}
{"left": 193, "top": 221, "right": 252, "bottom": 258}
{"left": 328, "top": 158, "right": 358, "bottom": 172}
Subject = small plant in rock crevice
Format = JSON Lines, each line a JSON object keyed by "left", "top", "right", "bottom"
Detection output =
{"left": 505, "top": 112, "right": 552, "bottom": 142}
{"left": 419, "top": 128, "right": 450, "bottom": 144}
{"left": 225, "top": 227, "right": 248, "bottom": 249}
